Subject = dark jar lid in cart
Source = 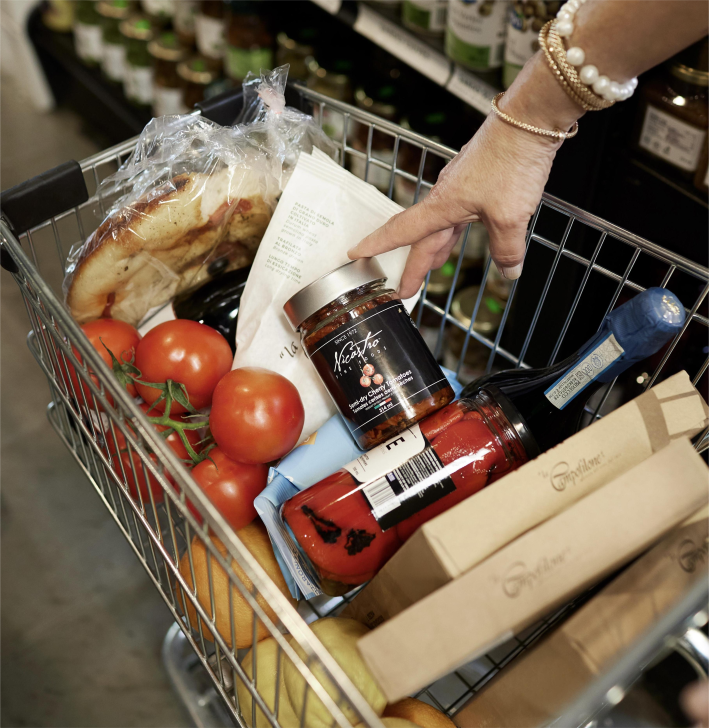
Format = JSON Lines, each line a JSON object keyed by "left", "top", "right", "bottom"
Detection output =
{"left": 284, "top": 259, "right": 456, "bottom": 451}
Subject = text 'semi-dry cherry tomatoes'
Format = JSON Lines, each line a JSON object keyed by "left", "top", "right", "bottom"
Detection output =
{"left": 190, "top": 448, "right": 268, "bottom": 531}
{"left": 134, "top": 320, "right": 232, "bottom": 413}
{"left": 210, "top": 367, "right": 304, "bottom": 464}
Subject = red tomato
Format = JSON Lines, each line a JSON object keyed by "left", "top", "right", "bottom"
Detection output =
{"left": 210, "top": 368, "right": 304, "bottom": 464}
{"left": 105, "top": 403, "right": 202, "bottom": 460}
{"left": 106, "top": 402, "right": 202, "bottom": 502}
{"left": 134, "top": 320, "right": 232, "bottom": 413}
{"left": 190, "top": 448, "right": 268, "bottom": 530}
{"left": 62, "top": 319, "right": 141, "bottom": 407}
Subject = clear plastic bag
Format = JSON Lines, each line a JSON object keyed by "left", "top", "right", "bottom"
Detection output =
{"left": 64, "top": 64, "right": 335, "bottom": 327}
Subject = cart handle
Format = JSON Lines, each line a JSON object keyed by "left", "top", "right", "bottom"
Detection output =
{"left": 0, "top": 160, "right": 88, "bottom": 271}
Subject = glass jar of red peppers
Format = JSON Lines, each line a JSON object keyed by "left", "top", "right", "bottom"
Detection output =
{"left": 281, "top": 392, "right": 529, "bottom": 595}
{"left": 283, "top": 258, "right": 455, "bottom": 451}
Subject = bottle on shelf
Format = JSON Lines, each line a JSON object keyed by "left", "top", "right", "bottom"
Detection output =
{"left": 149, "top": 32, "right": 189, "bottom": 116}
{"left": 503, "top": 0, "right": 559, "bottom": 88}
{"left": 695, "top": 136, "right": 709, "bottom": 195}
{"left": 224, "top": 1, "right": 274, "bottom": 87}
{"left": 445, "top": 0, "right": 508, "bottom": 73}
{"left": 173, "top": 0, "right": 198, "bottom": 48}
{"left": 276, "top": 31, "right": 316, "bottom": 83}
{"left": 120, "top": 16, "right": 155, "bottom": 108}
{"left": 462, "top": 287, "right": 686, "bottom": 454}
{"left": 43, "top": 0, "right": 75, "bottom": 33}
{"left": 306, "top": 57, "right": 354, "bottom": 141}
{"left": 195, "top": 0, "right": 226, "bottom": 71}
{"left": 633, "top": 42, "right": 708, "bottom": 182}
{"left": 177, "top": 55, "right": 218, "bottom": 109}
{"left": 350, "top": 82, "right": 400, "bottom": 193}
{"left": 97, "top": 0, "right": 132, "bottom": 84}
{"left": 401, "top": 0, "right": 448, "bottom": 37}
{"left": 74, "top": 0, "right": 104, "bottom": 66}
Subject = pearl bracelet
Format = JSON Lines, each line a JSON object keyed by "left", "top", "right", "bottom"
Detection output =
{"left": 554, "top": 0, "right": 638, "bottom": 102}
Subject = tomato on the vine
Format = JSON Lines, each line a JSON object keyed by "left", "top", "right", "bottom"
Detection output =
{"left": 106, "top": 402, "right": 203, "bottom": 503}
{"left": 210, "top": 367, "right": 304, "bottom": 464}
{"left": 134, "top": 320, "right": 232, "bottom": 413}
{"left": 190, "top": 448, "right": 268, "bottom": 530}
{"left": 62, "top": 319, "right": 141, "bottom": 407}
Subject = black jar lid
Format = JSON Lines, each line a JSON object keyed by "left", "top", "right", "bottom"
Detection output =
{"left": 283, "top": 258, "right": 388, "bottom": 332}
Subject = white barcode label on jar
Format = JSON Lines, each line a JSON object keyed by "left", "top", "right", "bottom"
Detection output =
{"left": 544, "top": 333, "right": 624, "bottom": 410}
{"left": 362, "top": 445, "right": 455, "bottom": 531}
{"left": 344, "top": 423, "right": 426, "bottom": 484}
{"left": 74, "top": 22, "right": 103, "bottom": 62}
{"left": 195, "top": 14, "right": 225, "bottom": 59}
{"left": 639, "top": 105, "right": 706, "bottom": 172}
{"left": 102, "top": 42, "right": 126, "bottom": 81}
{"left": 126, "top": 65, "right": 154, "bottom": 105}
{"left": 154, "top": 86, "right": 188, "bottom": 116}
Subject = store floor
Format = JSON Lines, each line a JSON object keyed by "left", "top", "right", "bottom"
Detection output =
{"left": 1, "top": 75, "right": 192, "bottom": 728}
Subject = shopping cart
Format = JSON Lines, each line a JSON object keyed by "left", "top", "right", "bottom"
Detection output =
{"left": 1, "top": 84, "right": 707, "bottom": 728}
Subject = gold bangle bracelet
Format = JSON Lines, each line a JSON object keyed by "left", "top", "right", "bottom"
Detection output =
{"left": 490, "top": 92, "right": 579, "bottom": 140}
{"left": 540, "top": 20, "right": 614, "bottom": 111}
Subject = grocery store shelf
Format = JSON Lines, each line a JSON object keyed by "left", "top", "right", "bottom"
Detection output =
{"left": 309, "top": 0, "right": 500, "bottom": 116}
{"left": 630, "top": 157, "right": 709, "bottom": 210}
{"left": 26, "top": 6, "right": 151, "bottom": 144}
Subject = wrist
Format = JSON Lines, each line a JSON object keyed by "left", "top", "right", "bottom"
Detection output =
{"left": 500, "top": 52, "right": 585, "bottom": 135}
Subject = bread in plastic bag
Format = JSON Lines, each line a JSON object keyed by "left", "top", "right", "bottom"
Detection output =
{"left": 64, "top": 64, "right": 335, "bottom": 327}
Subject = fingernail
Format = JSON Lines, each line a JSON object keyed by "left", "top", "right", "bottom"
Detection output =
{"left": 501, "top": 264, "right": 523, "bottom": 280}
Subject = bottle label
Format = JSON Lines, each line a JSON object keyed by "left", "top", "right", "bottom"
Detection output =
{"left": 403, "top": 1, "right": 447, "bottom": 32}
{"left": 225, "top": 46, "right": 274, "bottom": 81}
{"left": 544, "top": 333, "right": 625, "bottom": 410}
{"left": 142, "top": 0, "right": 174, "bottom": 16}
{"left": 307, "top": 300, "right": 451, "bottom": 436}
{"left": 195, "top": 14, "right": 225, "bottom": 58}
{"left": 344, "top": 424, "right": 426, "bottom": 483}
{"left": 74, "top": 22, "right": 104, "bottom": 62}
{"left": 639, "top": 105, "right": 706, "bottom": 172}
{"left": 154, "top": 85, "right": 188, "bottom": 116}
{"left": 362, "top": 445, "right": 456, "bottom": 531}
{"left": 102, "top": 42, "right": 126, "bottom": 82}
{"left": 445, "top": 0, "right": 508, "bottom": 70}
{"left": 125, "top": 65, "right": 154, "bottom": 105}
{"left": 174, "top": 0, "right": 197, "bottom": 35}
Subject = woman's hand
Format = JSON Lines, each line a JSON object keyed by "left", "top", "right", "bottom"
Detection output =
{"left": 349, "top": 112, "right": 561, "bottom": 298}
{"left": 348, "top": 54, "right": 582, "bottom": 299}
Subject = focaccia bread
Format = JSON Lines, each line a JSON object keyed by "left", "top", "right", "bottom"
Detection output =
{"left": 66, "top": 166, "right": 277, "bottom": 325}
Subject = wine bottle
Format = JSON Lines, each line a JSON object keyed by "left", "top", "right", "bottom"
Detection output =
{"left": 138, "top": 266, "right": 250, "bottom": 349}
{"left": 461, "top": 287, "right": 685, "bottom": 455}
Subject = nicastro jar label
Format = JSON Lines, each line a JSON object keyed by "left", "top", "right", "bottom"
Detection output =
{"left": 307, "top": 300, "right": 451, "bottom": 436}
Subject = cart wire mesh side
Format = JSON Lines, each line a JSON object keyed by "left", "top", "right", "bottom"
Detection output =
{"left": 1, "top": 86, "right": 707, "bottom": 728}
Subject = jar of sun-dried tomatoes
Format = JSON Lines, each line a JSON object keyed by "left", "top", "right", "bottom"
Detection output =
{"left": 281, "top": 392, "right": 531, "bottom": 595}
{"left": 284, "top": 258, "right": 455, "bottom": 451}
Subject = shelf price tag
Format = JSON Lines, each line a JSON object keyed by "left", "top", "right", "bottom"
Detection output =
{"left": 446, "top": 65, "right": 497, "bottom": 116}
{"left": 311, "top": 0, "right": 342, "bottom": 14}
{"left": 354, "top": 4, "right": 452, "bottom": 86}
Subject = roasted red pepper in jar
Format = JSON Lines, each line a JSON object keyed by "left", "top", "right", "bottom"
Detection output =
{"left": 281, "top": 391, "right": 528, "bottom": 595}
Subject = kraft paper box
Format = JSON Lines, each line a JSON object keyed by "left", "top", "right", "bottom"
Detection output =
{"left": 452, "top": 505, "right": 709, "bottom": 728}
{"left": 344, "top": 371, "right": 708, "bottom": 627}
{"left": 354, "top": 438, "right": 709, "bottom": 702}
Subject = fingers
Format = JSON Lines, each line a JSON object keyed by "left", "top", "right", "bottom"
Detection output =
{"left": 348, "top": 197, "right": 455, "bottom": 260}
{"left": 681, "top": 680, "right": 709, "bottom": 728}
{"left": 485, "top": 214, "right": 530, "bottom": 280}
{"left": 396, "top": 227, "right": 461, "bottom": 299}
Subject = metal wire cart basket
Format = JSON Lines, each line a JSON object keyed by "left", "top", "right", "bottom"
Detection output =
{"left": 1, "top": 85, "right": 708, "bottom": 728}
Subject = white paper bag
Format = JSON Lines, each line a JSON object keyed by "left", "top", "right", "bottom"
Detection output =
{"left": 233, "top": 150, "right": 417, "bottom": 441}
